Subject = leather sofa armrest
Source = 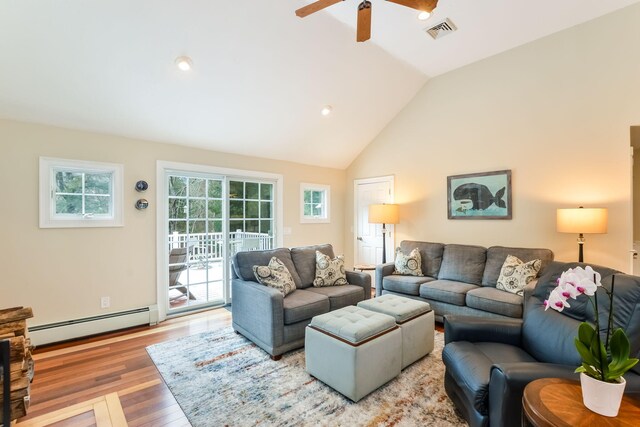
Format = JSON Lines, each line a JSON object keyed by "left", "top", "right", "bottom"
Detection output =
{"left": 345, "top": 270, "right": 372, "bottom": 300}
{"left": 488, "top": 362, "right": 578, "bottom": 427}
{"left": 375, "top": 262, "right": 395, "bottom": 297}
{"left": 231, "top": 278, "right": 284, "bottom": 347}
{"left": 444, "top": 315, "right": 523, "bottom": 346}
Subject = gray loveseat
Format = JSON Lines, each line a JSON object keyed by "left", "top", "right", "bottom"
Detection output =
{"left": 232, "top": 243, "right": 371, "bottom": 359}
{"left": 376, "top": 241, "right": 553, "bottom": 322}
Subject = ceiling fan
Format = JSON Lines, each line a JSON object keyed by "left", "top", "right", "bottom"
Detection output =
{"left": 295, "top": 0, "right": 439, "bottom": 42}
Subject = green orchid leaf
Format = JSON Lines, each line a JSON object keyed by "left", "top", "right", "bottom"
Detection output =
{"left": 580, "top": 363, "right": 600, "bottom": 379}
{"left": 575, "top": 338, "right": 598, "bottom": 367}
{"left": 575, "top": 366, "right": 586, "bottom": 373}
{"left": 578, "top": 322, "right": 596, "bottom": 345}
{"left": 588, "top": 333, "right": 607, "bottom": 372}
{"left": 609, "top": 329, "right": 631, "bottom": 368}
{"left": 607, "top": 359, "right": 640, "bottom": 380}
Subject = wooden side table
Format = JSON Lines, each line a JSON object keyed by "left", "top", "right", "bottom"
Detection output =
{"left": 522, "top": 378, "right": 640, "bottom": 427}
{"left": 353, "top": 264, "right": 376, "bottom": 272}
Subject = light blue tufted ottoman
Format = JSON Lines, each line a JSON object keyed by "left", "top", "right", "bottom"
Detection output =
{"left": 305, "top": 305, "right": 402, "bottom": 402}
{"left": 358, "top": 294, "right": 434, "bottom": 369}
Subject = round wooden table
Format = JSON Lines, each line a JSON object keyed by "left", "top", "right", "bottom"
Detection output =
{"left": 353, "top": 264, "right": 376, "bottom": 272}
{"left": 522, "top": 378, "right": 640, "bottom": 427}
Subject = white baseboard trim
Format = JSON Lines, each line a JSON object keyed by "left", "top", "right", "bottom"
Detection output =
{"left": 29, "top": 305, "right": 158, "bottom": 346}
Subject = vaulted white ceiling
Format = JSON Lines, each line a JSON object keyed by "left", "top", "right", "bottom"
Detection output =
{"left": 0, "top": 0, "right": 638, "bottom": 168}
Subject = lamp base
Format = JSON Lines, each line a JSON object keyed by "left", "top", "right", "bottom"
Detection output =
{"left": 382, "top": 224, "right": 387, "bottom": 264}
{"left": 578, "top": 233, "right": 584, "bottom": 263}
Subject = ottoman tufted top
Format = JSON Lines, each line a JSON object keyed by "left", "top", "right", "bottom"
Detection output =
{"left": 309, "top": 306, "right": 396, "bottom": 344}
{"left": 358, "top": 294, "right": 431, "bottom": 324}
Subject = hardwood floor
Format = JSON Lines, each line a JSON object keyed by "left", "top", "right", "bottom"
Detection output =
{"left": 18, "top": 304, "right": 444, "bottom": 426}
{"left": 19, "top": 308, "right": 232, "bottom": 427}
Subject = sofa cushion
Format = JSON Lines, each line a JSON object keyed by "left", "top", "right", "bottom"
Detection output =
{"left": 290, "top": 244, "right": 335, "bottom": 289}
{"left": 383, "top": 275, "right": 434, "bottom": 296}
{"left": 420, "top": 280, "right": 479, "bottom": 306}
{"left": 282, "top": 289, "right": 330, "bottom": 325}
{"left": 466, "top": 287, "right": 523, "bottom": 318}
{"left": 400, "top": 241, "right": 445, "bottom": 278}
{"left": 393, "top": 247, "right": 423, "bottom": 276}
{"left": 482, "top": 246, "right": 553, "bottom": 287}
{"left": 306, "top": 285, "right": 365, "bottom": 310}
{"left": 496, "top": 255, "right": 542, "bottom": 296}
{"left": 438, "top": 244, "right": 487, "bottom": 285}
{"left": 442, "top": 341, "right": 537, "bottom": 415}
{"left": 233, "top": 248, "right": 302, "bottom": 288}
{"left": 253, "top": 257, "right": 297, "bottom": 297}
{"left": 313, "top": 251, "right": 348, "bottom": 287}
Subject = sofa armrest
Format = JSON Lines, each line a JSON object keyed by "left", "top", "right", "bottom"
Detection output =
{"left": 231, "top": 278, "right": 284, "bottom": 348}
{"left": 375, "top": 262, "right": 395, "bottom": 297}
{"left": 345, "top": 271, "right": 372, "bottom": 300}
{"left": 444, "top": 315, "right": 523, "bottom": 346}
{"left": 488, "top": 362, "right": 578, "bottom": 427}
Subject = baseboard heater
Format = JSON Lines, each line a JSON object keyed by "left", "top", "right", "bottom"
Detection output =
{"left": 29, "top": 305, "right": 158, "bottom": 346}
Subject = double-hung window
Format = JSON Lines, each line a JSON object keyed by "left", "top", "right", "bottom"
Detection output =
{"left": 40, "top": 157, "right": 124, "bottom": 228}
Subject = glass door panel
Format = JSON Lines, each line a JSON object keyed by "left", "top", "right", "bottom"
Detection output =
{"left": 168, "top": 174, "right": 225, "bottom": 313}
{"left": 228, "top": 180, "right": 274, "bottom": 257}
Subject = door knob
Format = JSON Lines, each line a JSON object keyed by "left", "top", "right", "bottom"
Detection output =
{"left": 357, "top": 237, "right": 363, "bottom": 241}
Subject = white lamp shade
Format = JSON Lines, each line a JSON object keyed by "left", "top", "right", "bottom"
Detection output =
{"left": 368, "top": 204, "right": 399, "bottom": 225}
{"left": 557, "top": 208, "right": 608, "bottom": 234}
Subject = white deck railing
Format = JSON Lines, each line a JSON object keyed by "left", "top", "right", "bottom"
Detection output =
{"left": 169, "top": 231, "right": 273, "bottom": 263}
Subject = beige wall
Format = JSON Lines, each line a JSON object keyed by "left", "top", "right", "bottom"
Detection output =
{"left": 0, "top": 120, "right": 346, "bottom": 325}
{"left": 346, "top": 4, "right": 640, "bottom": 273}
{"left": 633, "top": 128, "right": 640, "bottom": 241}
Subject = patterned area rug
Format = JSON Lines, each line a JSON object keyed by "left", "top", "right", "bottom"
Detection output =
{"left": 147, "top": 327, "right": 466, "bottom": 427}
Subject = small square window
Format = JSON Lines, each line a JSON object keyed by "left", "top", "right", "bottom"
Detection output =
{"left": 40, "top": 157, "right": 124, "bottom": 228}
{"left": 300, "top": 183, "right": 330, "bottom": 224}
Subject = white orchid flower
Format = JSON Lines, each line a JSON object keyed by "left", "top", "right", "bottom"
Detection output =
{"left": 544, "top": 287, "right": 570, "bottom": 312}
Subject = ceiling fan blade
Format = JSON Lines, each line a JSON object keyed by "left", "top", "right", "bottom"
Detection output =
{"left": 296, "top": 0, "right": 344, "bottom": 18}
{"left": 356, "top": 1, "right": 372, "bottom": 42}
{"left": 385, "top": 0, "right": 438, "bottom": 12}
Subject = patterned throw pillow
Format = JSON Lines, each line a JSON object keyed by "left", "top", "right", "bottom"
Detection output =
{"left": 496, "top": 255, "right": 542, "bottom": 296}
{"left": 253, "top": 257, "right": 296, "bottom": 297}
{"left": 393, "top": 247, "right": 423, "bottom": 276}
{"left": 313, "top": 251, "right": 348, "bottom": 287}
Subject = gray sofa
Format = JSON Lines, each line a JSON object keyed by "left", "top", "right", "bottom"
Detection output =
{"left": 231, "top": 243, "right": 371, "bottom": 359}
{"left": 376, "top": 241, "right": 553, "bottom": 322}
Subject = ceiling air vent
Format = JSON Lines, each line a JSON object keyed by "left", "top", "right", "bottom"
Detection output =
{"left": 425, "top": 18, "right": 457, "bottom": 40}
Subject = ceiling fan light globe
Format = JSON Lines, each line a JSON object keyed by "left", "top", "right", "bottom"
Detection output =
{"left": 417, "top": 11, "right": 431, "bottom": 20}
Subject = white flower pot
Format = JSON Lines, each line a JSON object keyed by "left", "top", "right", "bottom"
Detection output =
{"left": 580, "top": 372, "right": 626, "bottom": 417}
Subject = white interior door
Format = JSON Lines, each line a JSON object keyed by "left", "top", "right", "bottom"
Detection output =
{"left": 354, "top": 177, "right": 394, "bottom": 270}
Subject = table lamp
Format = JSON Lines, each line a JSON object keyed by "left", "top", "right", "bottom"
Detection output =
{"left": 556, "top": 207, "right": 608, "bottom": 262}
{"left": 368, "top": 204, "right": 399, "bottom": 264}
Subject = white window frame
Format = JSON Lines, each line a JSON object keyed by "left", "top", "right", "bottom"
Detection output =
{"left": 39, "top": 157, "right": 124, "bottom": 228}
{"left": 300, "top": 183, "right": 330, "bottom": 224}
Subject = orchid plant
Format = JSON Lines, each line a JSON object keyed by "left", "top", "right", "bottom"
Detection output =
{"left": 545, "top": 266, "right": 639, "bottom": 383}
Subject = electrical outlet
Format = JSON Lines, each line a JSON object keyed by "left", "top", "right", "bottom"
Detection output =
{"left": 101, "top": 296, "right": 110, "bottom": 309}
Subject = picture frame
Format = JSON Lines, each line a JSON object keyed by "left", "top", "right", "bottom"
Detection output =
{"left": 447, "top": 170, "right": 512, "bottom": 220}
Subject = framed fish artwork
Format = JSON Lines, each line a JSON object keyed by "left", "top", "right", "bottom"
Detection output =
{"left": 447, "top": 170, "right": 512, "bottom": 220}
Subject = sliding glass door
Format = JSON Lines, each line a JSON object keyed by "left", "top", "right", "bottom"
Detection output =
{"left": 164, "top": 171, "right": 276, "bottom": 315}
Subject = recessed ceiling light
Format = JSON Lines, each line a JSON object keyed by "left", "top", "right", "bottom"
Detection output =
{"left": 417, "top": 11, "right": 431, "bottom": 21}
{"left": 175, "top": 56, "right": 193, "bottom": 71}
{"left": 321, "top": 105, "right": 333, "bottom": 116}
